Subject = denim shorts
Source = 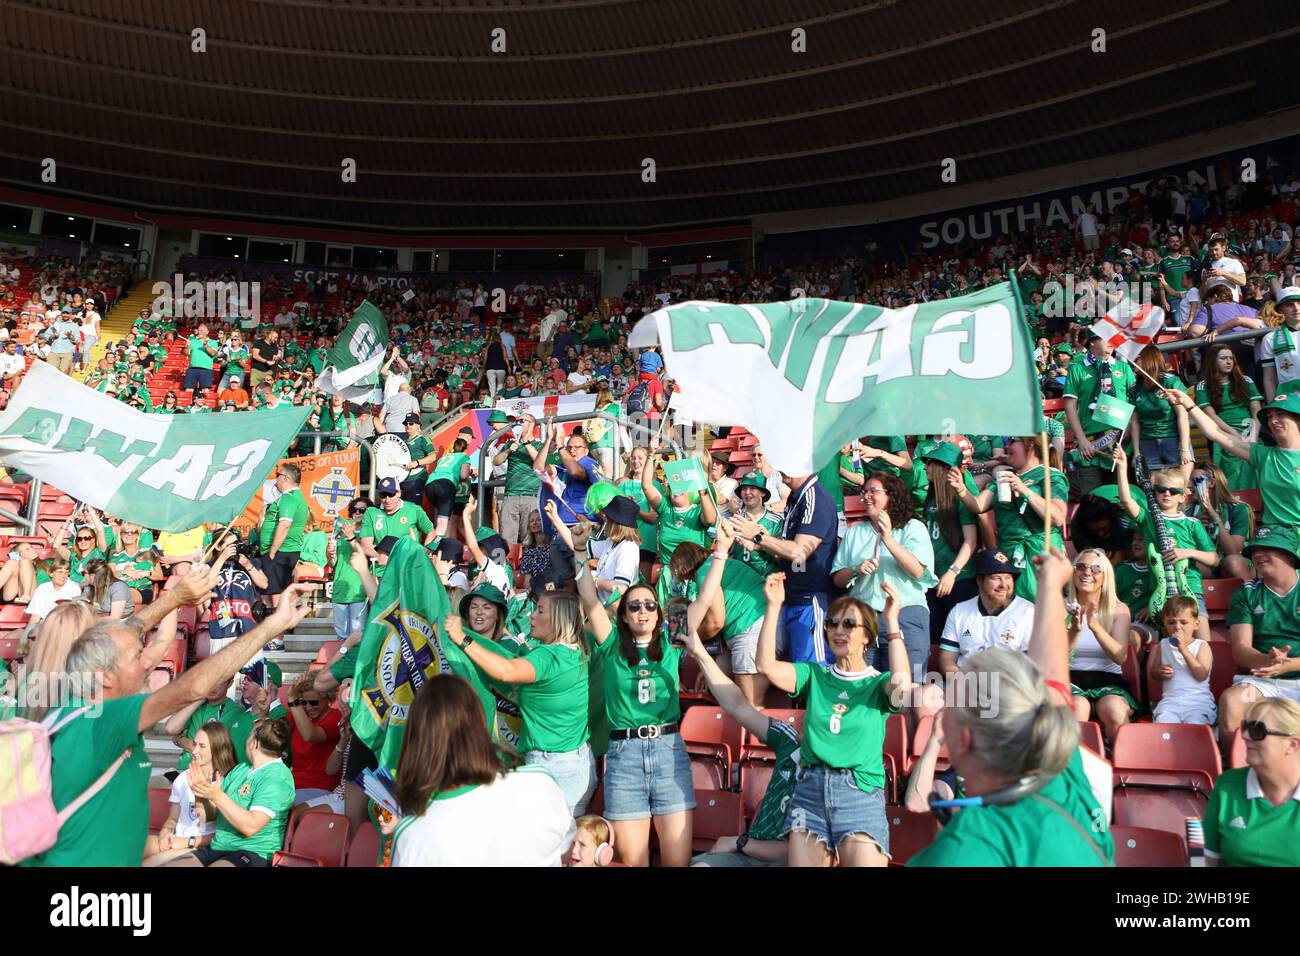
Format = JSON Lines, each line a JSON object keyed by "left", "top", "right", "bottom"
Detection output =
{"left": 784, "top": 765, "right": 890, "bottom": 856}
{"left": 525, "top": 742, "right": 596, "bottom": 817}
{"left": 602, "top": 732, "right": 697, "bottom": 821}
{"left": 1138, "top": 435, "right": 1184, "bottom": 471}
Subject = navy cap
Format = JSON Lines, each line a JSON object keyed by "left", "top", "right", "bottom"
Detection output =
{"left": 375, "top": 476, "right": 400, "bottom": 496}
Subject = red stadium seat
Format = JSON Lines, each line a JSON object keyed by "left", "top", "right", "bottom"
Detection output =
{"left": 1233, "top": 488, "right": 1262, "bottom": 526}
{"left": 883, "top": 712, "right": 910, "bottom": 778}
{"left": 691, "top": 790, "right": 745, "bottom": 852}
{"left": 0, "top": 636, "right": 20, "bottom": 661}
{"left": 1208, "top": 642, "right": 1240, "bottom": 702}
{"left": 740, "top": 759, "right": 774, "bottom": 822}
{"left": 148, "top": 788, "right": 171, "bottom": 832}
{"left": 1228, "top": 728, "right": 1247, "bottom": 769}
{"left": 314, "top": 640, "right": 343, "bottom": 665}
{"left": 681, "top": 706, "right": 743, "bottom": 788}
{"left": 282, "top": 811, "right": 350, "bottom": 867}
{"left": 678, "top": 653, "right": 713, "bottom": 707}
{"left": 1111, "top": 825, "right": 1188, "bottom": 867}
{"left": 885, "top": 806, "right": 939, "bottom": 864}
{"left": 690, "top": 755, "right": 727, "bottom": 791}
{"left": 1078, "top": 721, "right": 1104, "bottom": 754}
{"left": 739, "top": 708, "right": 803, "bottom": 762}
{"left": 272, "top": 852, "right": 323, "bottom": 867}
{"left": 1112, "top": 723, "right": 1222, "bottom": 780}
{"left": 1112, "top": 770, "right": 1213, "bottom": 841}
{"left": 147, "top": 669, "right": 172, "bottom": 692}
{"left": 346, "top": 826, "right": 380, "bottom": 867}
{"left": 1202, "top": 578, "right": 1243, "bottom": 624}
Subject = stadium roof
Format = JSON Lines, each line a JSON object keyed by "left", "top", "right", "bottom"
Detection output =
{"left": 3, "top": 0, "right": 1296, "bottom": 233}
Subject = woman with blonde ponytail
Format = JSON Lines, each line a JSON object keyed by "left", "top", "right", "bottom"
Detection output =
{"left": 910, "top": 549, "right": 1114, "bottom": 867}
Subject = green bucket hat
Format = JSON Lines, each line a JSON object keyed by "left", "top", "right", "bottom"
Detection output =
{"left": 737, "top": 470, "right": 770, "bottom": 500}
{"left": 918, "top": 441, "right": 963, "bottom": 470}
{"left": 1256, "top": 390, "right": 1300, "bottom": 446}
{"left": 460, "top": 582, "right": 508, "bottom": 619}
{"left": 486, "top": 409, "right": 512, "bottom": 425}
{"left": 1242, "top": 526, "right": 1300, "bottom": 562}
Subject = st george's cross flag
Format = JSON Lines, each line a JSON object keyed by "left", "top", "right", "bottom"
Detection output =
{"left": 316, "top": 301, "right": 388, "bottom": 402}
{"left": 0, "top": 359, "right": 311, "bottom": 531}
{"left": 1090, "top": 296, "right": 1165, "bottom": 362}
{"left": 627, "top": 283, "right": 1042, "bottom": 475}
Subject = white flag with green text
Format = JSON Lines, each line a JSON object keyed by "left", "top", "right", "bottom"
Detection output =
{"left": 627, "top": 284, "right": 1043, "bottom": 475}
{"left": 0, "top": 360, "right": 312, "bottom": 531}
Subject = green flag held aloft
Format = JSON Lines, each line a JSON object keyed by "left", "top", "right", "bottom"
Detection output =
{"left": 663, "top": 457, "right": 707, "bottom": 495}
{"left": 316, "top": 301, "right": 388, "bottom": 403}
{"left": 628, "top": 283, "right": 1042, "bottom": 476}
{"left": 349, "top": 537, "right": 508, "bottom": 771}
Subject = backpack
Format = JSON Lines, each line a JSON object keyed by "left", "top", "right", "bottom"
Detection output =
{"left": 626, "top": 380, "right": 651, "bottom": 415}
{"left": 0, "top": 706, "right": 129, "bottom": 864}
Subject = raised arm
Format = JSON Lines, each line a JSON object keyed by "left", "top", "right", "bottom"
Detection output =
{"left": 549, "top": 501, "right": 611, "bottom": 643}
{"left": 687, "top": 523, "right": 733, "bottom": 634}
{"left": 1109, "top": 446, "right": 1142, "bottom": 520}
{"left": 1164, "top": 387, "right": 1251, "bottom": 462}
{"left": 461, "top": 497, "right": 488, "bottom": 567}
{"left": 445, "top": 615, "right": 537, "bottom": 685}
{"left": 1027, "top": 548, "right": 1075, "bottom": 704}
{"left": 641, "top": 453, "right": 664, "bottom": 509}
{"left": 880, "top": 583, "right": 914, "bottom": 700}
{"left": 681, "top": 622, "right": 769, "bottom": 742}
{"left": 756, "top": 573, "right": 797, "bottom": 694}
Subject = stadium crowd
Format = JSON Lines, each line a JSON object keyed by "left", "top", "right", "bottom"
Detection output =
{"left": 3, "top": 162, "right": 1300, "bottom": 869}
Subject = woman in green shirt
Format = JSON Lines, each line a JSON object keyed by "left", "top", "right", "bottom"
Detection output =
{"left": 318, "top": 395, "right": 358, "bottom": 453}
{"left": 917, "top": 442, "right": 979, "bottom": 643}
{"left": 557, "top": 505, "right": 695, "bottom": 868}
{"left": 111, "top": 523, "right": 163, "bottom": 604}
{"left": 640, "top": 451, "right": 717, "bottom": 568}
{"left": 1187, "top": 462, "right": 1253, "bottom": 580}
{"left": 1130, "top": 345, "right": 1191, "bottom": 471}
{"left": 1194, "top": 344, "right": 1263, "bottom": 490}
{"left": 157, "top": 391, "right": 181, "bottom": 414}
{"left": 910, "top": 550, "right": 1114, "bottom": 867}
{"left": 428, "top": 439, "right": 473, "bottom": 538}
{"left": 168, "top": 717, "right": 296, "bottom": 868}
{"left": 448, "top": 589, "right": 595, "bottom": 816}
{"left": 759, "top": 573, "right": 913, "bottom": 867}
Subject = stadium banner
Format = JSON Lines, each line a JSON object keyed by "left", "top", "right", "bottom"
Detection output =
{"left": 348, "top": 537, "right": 510, "bottom": 771}
{"left": 231, "top": 447, "right": 361, "bottom": 533}
{"left": 628, "top": 283, "right": 1041, "bottom": 475}
{"left": 315, "top": 301, "right": 388, "bottom": 402}
{"left": 493, "top": 393, "right": 597, "bottom": 421}
{"left": 0, "top": 360, "right": 311, "bottom": 532}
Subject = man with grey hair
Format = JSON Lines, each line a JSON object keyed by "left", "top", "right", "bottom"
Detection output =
{"left": 23, "top": 575, "right": 314, "bottom": 868}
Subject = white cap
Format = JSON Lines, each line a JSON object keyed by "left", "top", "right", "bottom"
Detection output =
{"left": 1276, "top": 286, "right": 1300, "bottom": 307}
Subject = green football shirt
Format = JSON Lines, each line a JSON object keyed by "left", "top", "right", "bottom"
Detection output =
{"left": 746, "top": 718, "right": 802, "bottom": 841}
{"left": 176, "top": 698, "right": 254, "bottom": 772}
{"left": 359, "top": 502, "right": 433, "bottom": 543}
{"left": 924, "top": 471, "right": 979, "bottom": 580}
{"left": 909, "top": 749, "right": 1113, "bottom": 867}
{"left": 188, "top": 337, "right": 217, "bottom": 370}
{"left": 332, "top": 532, "right": 366, "bottom": 605}
{"left": 1194, "top": 379, "right": 1262, "bottom": 429}
{"left": 1226, "top": 577, "right": 1300, "bottom": 679}
{"left": 517, "top": 641, "right": 589, "bottom": 753}
{"left": 1248, "top": 445, "right": 1300, "bottom": 528}
{"left": 405, "top": 435, "right": 435, "bottom": 488}
{"left": 431, "top": 451, "right": 470, "bottom": 483}
{"left": 594, "top": 624, "right": 681, "bottom": 730}
{"left": 728, "top": 510, "right": 783, "bottom": 578}
{"left": 503, "top": 441, "right": 543, "bottom": 496}
{"left": 1203, "top": 767, "right": 1300, "bottom": 867}
{"left": 693, "top": 557, "right": 765, "bottom": 642}
{"left": 1160, "top": 512, "right": 1216, "bottom": 596}
{"left": 654, "top": 498, "right": 709, "bottom": 566}
{"left": 210, "top": 760, "right": 295, "bottom": 859}
{"left": 1133, "top": 373, "right": 1183, "bottom": 439}
{"left": 792, "top": 663, "right": 897, "bottom": 792}
{"left": 1064, "top": 358, "right": 1135, "bottom": 436}
{"left": 259, "top": 487, "right": 309, "bottom": 553}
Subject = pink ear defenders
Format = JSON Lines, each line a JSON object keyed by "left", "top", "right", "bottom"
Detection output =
{"left": 594, "top": 816, "right": 615, "bottom": 867}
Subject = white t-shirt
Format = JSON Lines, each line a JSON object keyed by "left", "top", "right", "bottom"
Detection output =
{"left": 591, "top": 538, "right": 640, "bottom": 594}
{"left": 938, "top": 594, "right": 1037, "bottom": 668}
{"left": 391, "top": 767, "right": 575, "bottom": 867}
{"left": 1258, "top": 325, "right": 1300, "bottom": 391}
{"left": 1208, "top": 257, "right": 1245, "bottom": 302}
{"left": 170, "top": 771, "right": 217, "bottom": 838}
{"left": 26, "top": 580, "right": 83, "bottom": 619}
{"left": 1078, "top": 212, "right": 1099, "bottom": 238}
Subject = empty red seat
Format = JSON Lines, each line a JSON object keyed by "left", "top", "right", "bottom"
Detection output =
{"left": 690, "top": 754, "right": 727, "bottom": 791}
{"left": 272, "top": 852, "right": 323, "bottom": 867}
{"left": 0, "top": 605, "right": 31, "bottom": 631}
{"left": 1078, "top": 721, "right": 1104, "bottom": 754}
{"left": 148, "top": 788, "right": 171, "bottom": 832}
{"left": 281, "top": 811, "right": 350, "bottom": 867}
{"left": 1202, "top": 578, "right": 1244, "bottom": 624}
{"left": 1234, "top": 488, "right": 1262, "bottom": 525}
{"left": 1209, "top": 641, "right": 1241, "bottom": 702}
{"left": 1111, "top": 825, "right": 1188, "bottom": 867}
{"left": 885, "top": 806, "right": 939, "bottom": 864}
{"left": 346, "top": 825, "right": 380, "bottom": 867}
{"left": 739, "top": 759, "right": 773, "bottom": 822}
{"left": 1112, "top": 723, "right": 1222, "bottom": 780}
{"left": 691, "top": 790, "right": 745, "bottom": 852}
{"left": 1112, "top": 770, "right": 1213, "bottom": 841}
{"left": 883, "top": 712, "right": 910, "bottom": 779}
{"left": 681, "top": 706, "right": 744, "bottom": 788}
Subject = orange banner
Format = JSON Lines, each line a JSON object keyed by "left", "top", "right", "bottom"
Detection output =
{"left": 232, "top": 447, "right": 361, "bottom": 533}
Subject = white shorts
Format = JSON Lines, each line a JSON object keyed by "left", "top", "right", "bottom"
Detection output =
{"left": 1231, "top": 675, "right": 1300, "bottom": 702}
{"left": 725, "top": 618, "right": 764, "bottom": 676}
{"left": 1152, "top": 696, "right": 1217, "bottom": 725}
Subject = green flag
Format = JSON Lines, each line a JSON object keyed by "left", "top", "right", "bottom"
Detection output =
{"left": 663, "top": 457, "right": 707, "bottom": 495}
{"left": 1093, "top": 394, "right": 1135, "bottom": 431}
{"left": 349, "top": 537, "right": 504, "bottom": 771}
{"left": 0, "top": 359, "right": 310, "bottom": 532}
{"left": 627, "top": 283, "right": 1042, "bottom": 475}
{"left": 316, "top": 301, "right": 388, "bottom": 402}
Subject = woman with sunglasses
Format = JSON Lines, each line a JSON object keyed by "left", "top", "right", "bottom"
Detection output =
{"left": 1186, "top": 462, "right": 1253, "bottom": 580}
{"left": 157, "top": 390, "right": 180, "bottom": 414}
{"left": 109, "top": 523, "right": 163, "bottom": 605}
{"left": 53, "top": 505, "right": 108, "bottom": 583}
{"left": 1063, "top": 548, "right": 1135, "bottom": 745}
{"left": 555, "top": 504, "right": 694, "bottom": 867}
{"left": 759, "top": 573, "right": 913, "bottom": 866}
{"left": 328, "top": 496, "right": 373, "bottom": 642}
{"left": 1204, "top": 699, "right": 1300, "bottom": 867}
{"left": 284, "top": 673, "right": 342, "bottom": 805}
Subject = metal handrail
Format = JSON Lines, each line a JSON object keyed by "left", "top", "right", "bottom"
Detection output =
{"left": 473, "top": 411, "right": 684, "bottom": 528}
{"left": 1155, "top": 327, "right": 1271, "bottom": 352}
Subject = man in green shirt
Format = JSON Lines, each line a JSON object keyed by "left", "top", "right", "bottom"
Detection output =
{"left": 1063, "top": 334, "right": 1136, "bottom": 497}
{"left": 183, "top": 323, "right": 219, "bottom": 402}
{"left": 492, "top": 410, "right": 543, "bottom": 545}
{"left": 358, "top": 476, "right": 436, "bottom": 559}
{"left": 1217, "top": 528, "right": 1300, "bottom": 748}
{"left": 387, "top": 412, "right": 436, "bottom": 504}
{"left": 164, "top": 674, "right": 254, "bottom": 773}
{"left": 259, "top": 461, "right": 309, "bottom": 606}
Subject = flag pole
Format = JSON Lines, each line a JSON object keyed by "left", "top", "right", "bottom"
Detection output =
{"left": 201, "top": 521, "right": 238, "bottom": 566}
{"left": 1129, "top": 359, "right": 1167, "bottom": 391}
{"left": 1040, "top": 431, "right": 1052, "bottom": 547}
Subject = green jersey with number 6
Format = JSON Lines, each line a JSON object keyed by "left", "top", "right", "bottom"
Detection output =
{"left": 594, "top": 624, "right": 681, "bottom": 729}
{"left": 792, "top": 663, "right": 897, "bottom": 792}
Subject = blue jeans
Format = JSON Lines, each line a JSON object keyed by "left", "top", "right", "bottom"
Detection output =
{"left": 1138, "top": 435, "right": 1183, "bottom": 471}
{"left": 872, "top": 603, "right": 931, "bottom": 683}
{"left": 333, "top": 601, "right": 368, "bottom": 642}
{"left": 524, "top": 742, "right": 596, "bottom": 816}
{"left": 786, "top": 765, "right": 890, "bottom": 854}
{"left": 603, "top": 732, "right": 696, "bottom": 821}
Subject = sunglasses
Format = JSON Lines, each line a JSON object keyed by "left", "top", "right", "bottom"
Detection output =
{"left": 1155, "top": 486, "right": 1185, "bottom": 495}
{"left": 826, "top": 618, "right": 864, "bottom": 630}
{"left": 624, "top": 600, "right": 658, "bottom": 613}
{"left": 1241, "top": 720, "right": 1294, "bottom": 742}
{"left": 379, "top": 491, "right": 399, "bottom": 499}
{"left": 121, "top": 530, "right": 139, "bottom": 535}
{"left": 1074, "top": 562, "right": 1104, "bottom": 575}
{"left": 301, "top": 699, "right": 323, "bottom": 707}
{"left": 74, "top": 535, "right": 94, "bottom": 542}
